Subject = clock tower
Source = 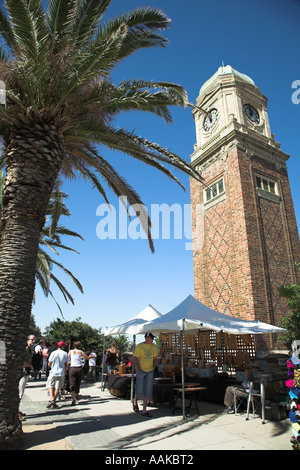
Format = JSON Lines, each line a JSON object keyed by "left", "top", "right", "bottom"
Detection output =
{"left": 190, "top": 65, "right": 300, "bottom": 352}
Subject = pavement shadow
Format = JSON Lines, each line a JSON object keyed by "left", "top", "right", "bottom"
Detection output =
{"left": 21, "top": 425, "right": 72, "bottom": 450}
{"left": 98, "top": 409, "right": 222, "bottom": 450}
{"left": 21, "top": 382, "right": 292, "bottom": 450}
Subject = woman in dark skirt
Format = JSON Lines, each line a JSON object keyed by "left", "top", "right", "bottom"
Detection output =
{"left": 106, "top": 342, "right": 119, "bottom": 373}
{"left": 68, "top": 341, "right": 93, "bottom": 405}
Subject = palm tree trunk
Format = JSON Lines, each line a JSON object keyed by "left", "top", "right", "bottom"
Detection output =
{"left": 0, "top": 217, "right": 41, "bottom": 448}
{"left": 0, "top": 118, "right": 64, "bottom": 449}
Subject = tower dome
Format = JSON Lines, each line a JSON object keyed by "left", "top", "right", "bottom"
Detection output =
{"left": 199, "top": 65, "right": 255, "bottom": 96}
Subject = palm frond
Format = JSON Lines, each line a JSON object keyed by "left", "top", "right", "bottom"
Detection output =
{"left": 67, "top": 120, "right": 203, "bottom": 186}
{"left": 0, "top": 44, "right": 10, "bottom": 63}
{"left": 78, "top": 166, "right": 111, "bottom": 205}
{"left": 72, "top": 0, "right": 112, "bottom": 46}
{"left": 46, "top": 0, "right": 77, "bottom": 51}
{"left": 42, "top": 224, "right": 84, "bottom": 241}
{"left": 41, "top": 238, "right": 81, "bottom": 255}
{"left": 40, "top": 237, "right": 60, "bottom": 256}
{"left": 54, "top": 21, "right": 128, "bottom": 110}
{"left": 35, "top": 269, "right": 50, "bottom": 296}
{"left": 48, "top": 179, "right": 64, "bottom": 237}
{"left": 0, "top": 0, "right": 204, "bottom": 256}
{"left": 97, "top": 8, "right": 170, "bottom": 60}
{"left": 36, "top": 249, "right": 52, "bottom": 290}
{"left": 82, "top": 80, "right": 187, "bottom": 124}
{"left": 5, "top": 0, "right": 48, "bottom": 59}
{"left": 49, "top": 259, "right": 84, "bottom": 296}
{"left": 38, "top": 246, "right": 84, "bottom": 298}
{"left": 0, "top": 2, "right": 15, "bottom": 51}
{"left": 82, "top": 148, "right": 154, "bottom": 252}
{"left": 4, "top": 0, "right": 51, "bottom": 106}
{"left": 48, "top": 271, "right": 75, "bottom": 304}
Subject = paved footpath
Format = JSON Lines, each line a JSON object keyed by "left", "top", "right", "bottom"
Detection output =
{"left": 20, "top": 378, "right": 293, "bottom": 451}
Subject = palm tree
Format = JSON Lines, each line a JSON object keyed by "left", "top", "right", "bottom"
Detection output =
{"left": 114, "top": 334, "right": 130, "bottom": 358}
{"left": 36, "top": 179, "right": 84, "bottom": 314}
{"left": 0, "top": 0, "right": 203, "bottom": 448}
{"left": 0, "top": 171, "right": 84, "bottom": 314}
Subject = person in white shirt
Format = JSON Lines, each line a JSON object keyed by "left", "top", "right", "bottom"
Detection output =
{"left": 47, "top": 341, "right": 69, "bottom": 409}
{"left": 87, "top": 348, "right": 97, "bottom": 383}
{"left": 68, "top": 341, "right": 93, "bottom": 405}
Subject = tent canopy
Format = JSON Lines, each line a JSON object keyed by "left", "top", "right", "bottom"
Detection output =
{"left": 104, "top": 304, "right": 162, "bottom": 336}
{"left": 138, "top": 295, "right": 286, "bottom": 336}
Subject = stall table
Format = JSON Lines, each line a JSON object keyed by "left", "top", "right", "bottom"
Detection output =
{"left": 105, "top": 373, "right": 240, "bottom": 410}
{"left": 152, "top": 381, "right": 201, "bottom": 407}
{"left": 172, "top": 387, "right": 207, "bottom": 415}
{"left": 101, "top": 373, "right": 109, "bottom": 391}
{"left": 106, "top": 374, "right": 134, "bottom": 398}
{"left": 187, "top": 377, "right": 237, "bottom": 404}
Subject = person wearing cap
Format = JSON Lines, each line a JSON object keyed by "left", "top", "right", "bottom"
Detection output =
{"left": 133, "top": 332, "right": 157, "bottom": 417}
{"left": 47, "top": 341, "right": 69, "bottom": 409}
{"left": 222, "top": 361, "right": 263, "bottom": 414}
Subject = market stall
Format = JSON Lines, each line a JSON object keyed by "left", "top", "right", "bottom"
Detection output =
{"left": 104, "top": 295, "right": 286, "bottom": 419}
{"left": 103, "top": 304, "right": 162, "bottom": 399}
{"left": 104, "top": 304, "right": 162, "bottom": 336}
{"left": 138, "top": 295, "right": 286, "bottom": 419}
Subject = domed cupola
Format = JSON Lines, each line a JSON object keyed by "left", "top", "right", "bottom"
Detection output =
{"left": 199, "top": 64, "right": 255, "bottom": 97}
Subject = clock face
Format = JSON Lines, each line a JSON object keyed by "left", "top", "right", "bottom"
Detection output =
{"left": 203, "top": 108, "right": 219, "bottom": 132}
{"left": 203, "top": 109, "right": 219, "bottom": 132}
{"left": 243, "top": 104, "right": 260, "bottom": 124}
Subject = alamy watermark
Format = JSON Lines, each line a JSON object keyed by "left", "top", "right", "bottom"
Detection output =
{"left": 0, "top": 81, "right": 5, "bottom": 105}
{"left": 291, "top": 80, "right": 300, "bottom": 104}
{"left": 96, "top": 196, "right": 203, "bottom": 251}
{"left": 0, "top": 341, "right": 6, "bottom": 364}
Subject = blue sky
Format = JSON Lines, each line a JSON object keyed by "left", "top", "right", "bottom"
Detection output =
{"left": 33, "top": 0, "right": 300, "bottom": 335}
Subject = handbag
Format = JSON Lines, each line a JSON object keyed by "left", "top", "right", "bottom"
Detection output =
{"left": 294, "top": 369, "right": 300, "bottom": 388}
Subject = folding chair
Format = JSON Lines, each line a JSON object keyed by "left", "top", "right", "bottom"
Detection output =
{"left": 233, "top": 386, "right": 249, "bottom": 415}
{"left": 234, "top": 381, "right": 263, "bottom": 421}
{"left": 246, "top": 381, "right": 265, "bottom": 424}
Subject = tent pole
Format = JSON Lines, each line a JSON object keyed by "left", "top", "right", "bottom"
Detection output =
{"left": 101, "top": 334, "right": 106, "bottom": 391}
{"left": 181, "top": 319, "right": 186, "bottom": 419}
{"left": 131, "top": 335, "right": 136, "bottom": 403}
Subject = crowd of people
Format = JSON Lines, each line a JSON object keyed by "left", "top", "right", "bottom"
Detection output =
{"left": 19, "top": 332, "right": 266, "bottom": 421}
{"left": 19, "top": 332, "right": 158, "bottom": 420}
{"left": 18, "top": 335, "right": 135, "bottom": 418}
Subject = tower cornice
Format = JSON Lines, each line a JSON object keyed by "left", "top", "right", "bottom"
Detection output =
{"left": 191, "top": 123, "right": 289, "bottom": 173}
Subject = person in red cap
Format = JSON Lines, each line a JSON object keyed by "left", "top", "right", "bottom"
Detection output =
{"left": 46, "top": 341, "right": 69, "bottom": 409}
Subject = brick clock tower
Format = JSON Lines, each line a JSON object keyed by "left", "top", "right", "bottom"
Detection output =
{"left": 190, "top": 65, "right": 300, "bottom": 352}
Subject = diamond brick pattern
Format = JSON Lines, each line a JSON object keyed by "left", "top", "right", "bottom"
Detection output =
{"left": 204, "top": 200, "right": 233, "bottom": 315}
{"left": 259, "top": 197, "right": 291, "bottom": 321}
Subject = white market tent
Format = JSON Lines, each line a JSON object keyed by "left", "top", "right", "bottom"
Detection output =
{"left": 137, "top": 295, "right": 286, "bottom": 419}
{"left": 102, "top": 305, "right": 162, "bottom": 400}
{"left": 104, "top": 304, "right": 162, "bottom": 336}
{"left": 104, "top": 295, "right": 286, "bottom": 419}
{"left": 138, "top": 295, "right": 286, "bottom": 336}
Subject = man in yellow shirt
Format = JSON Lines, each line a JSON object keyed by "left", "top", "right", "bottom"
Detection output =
{"left": 133, "top": 332, "right": 157, "bottom": 417}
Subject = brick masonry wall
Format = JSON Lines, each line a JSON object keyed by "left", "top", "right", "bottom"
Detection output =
{"left": 191, "top": 145, "right": 300, "bottom": 351}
